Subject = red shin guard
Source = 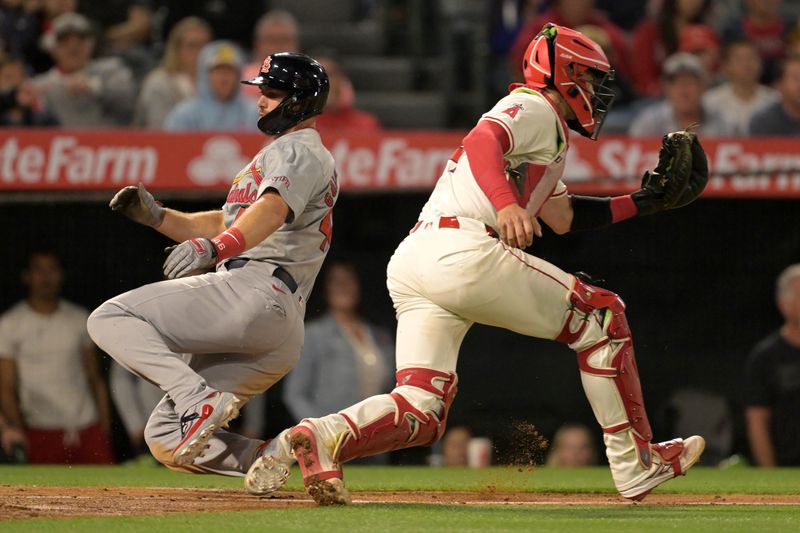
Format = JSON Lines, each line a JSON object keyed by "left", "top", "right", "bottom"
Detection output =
{"left": 336, "top": 368, "right": 458, "bottom": 463}
{"left": 557, "top": 278, "right": 654, "bottom": 467}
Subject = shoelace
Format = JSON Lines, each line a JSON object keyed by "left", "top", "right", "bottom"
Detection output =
{"left": 179, "top": 412, "right": 200, "bottom": 438}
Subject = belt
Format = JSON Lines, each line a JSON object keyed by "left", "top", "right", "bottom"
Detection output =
{"left": 411, "top": 216, "right": 498, "bottom": 238}
{"left": 225, "top": 259, "right": 298, "bottom": 294}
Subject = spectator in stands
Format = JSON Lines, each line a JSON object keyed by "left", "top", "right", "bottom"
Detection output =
{"left": 315, "top": 55, "right": 381, "bottom": 131}
{"left": 79, "top": 0, "right": 155, "bottom": 84}
{"left": 0, "top": 251, "right": 113, "bottom": 464}
{"left": 133, "top": 16, "right": 212, "bottom": 128}
{"left": 546, "top": 423, "right": 598, "bottom": 467}
{"left": 723, "top": 0, "right": 797, "bottom": 84}
{"left": 32, "top": 12, "right": 136, "bottom": 127}
{"left": 164, "top": 39, "right": 257, "bottom": 131}
{"left": 0, "top": 56, "right": 59, "bottom": 126}
{"left": 749, "top": 54, "right": 800, "bottom": 136}
{"left": 704, "top": 40, "right": 780, "bottom": 136}
{"left": 28, "top": 0, "right": 79, "bottom": 74}
{"left": 745, "top": 264, "right": 800, "bottom": 466}
{"left": 0, "top": 0, "right": 39, "bottom": 63}
{"left": 678, "top": 23, "right": 722, "bottom": 78}
{"left": 632, "top": 0, "right": 714, "bottom": 97}
{"left": 629, "top": 53, "right": 733, "bottom": 137}
{"left": 241, "top": 11, "right": 300, "bottom": 100}
{"left": 283, "top": 260, "right": 394, "bottom": 423}
{"left": 442, "top": 426, "right": 472, "bottom": 467}
{"left": 509, "top": 0, "right": 630, "bottom": 83}
{"left": 79, "top": 0, "right": 152, "bottom": 52}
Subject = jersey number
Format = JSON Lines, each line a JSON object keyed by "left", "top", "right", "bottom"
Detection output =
{"left": 318, "top": 209, "right": 333, "bottom": 252}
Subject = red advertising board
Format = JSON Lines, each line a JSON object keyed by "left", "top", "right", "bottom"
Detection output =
{"left": 1, "top": 129, "right": 800, "bottom": 197}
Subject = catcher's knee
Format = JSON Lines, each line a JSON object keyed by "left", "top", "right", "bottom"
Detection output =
{"left": 555, "top": 277, "right": 630, "bottom": 353}
{"left": 393, "top": 367, "right": 458, "bottom": 445}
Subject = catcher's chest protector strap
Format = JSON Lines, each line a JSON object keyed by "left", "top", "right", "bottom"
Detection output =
{"left": 556, "top": 278, "right": 653, "bottom": 465}
{"left": 335, "top": 368, "right": 458, "bottom": 463}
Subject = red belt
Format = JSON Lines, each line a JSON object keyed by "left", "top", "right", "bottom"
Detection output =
{"left": 411, "top": 216, "right": 498, "bottom": 238}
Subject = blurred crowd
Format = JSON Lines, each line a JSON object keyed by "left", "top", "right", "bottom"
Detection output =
{"left": 1, "top": 0, "right": 800, "bottom": 135}
{"left": 0, "top": 1, "right": 383, "bottom": 131}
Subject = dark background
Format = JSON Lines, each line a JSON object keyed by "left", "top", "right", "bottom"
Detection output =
{"left": 2, "top": 194, "right": 799, "bottom": 462}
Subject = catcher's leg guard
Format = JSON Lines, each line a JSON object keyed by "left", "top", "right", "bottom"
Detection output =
{"left": 556, "top": 278, "right": 654, "bottom": 490}
{"left": 335, "top": 367, "right": 458, "bottom": 463}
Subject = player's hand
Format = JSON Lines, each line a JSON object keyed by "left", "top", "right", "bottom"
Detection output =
{"left": 110, "top": 183, "right": 165, "bottom": 227}
{"left": 163, "top": 238, "right": 217, "bottom": 279}
{"left": 1, "top": 426, "right": 27, "bottom": 456}
{"left": 496, "top": 203, "right": 542, "bottom": 249}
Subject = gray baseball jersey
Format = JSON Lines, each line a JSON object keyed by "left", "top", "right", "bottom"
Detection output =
{"left": 222, "top": 128, "right": 338, "bottom": 300}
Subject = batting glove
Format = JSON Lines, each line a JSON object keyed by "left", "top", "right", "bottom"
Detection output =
{"left": 110, "top": 183, "right": 165, "bottom": 227}
{"left": 163, "top": 239, "right": 217, "bottom": 279}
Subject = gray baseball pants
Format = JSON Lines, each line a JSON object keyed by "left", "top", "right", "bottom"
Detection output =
{"left": 88, "top": 261, "right": 304, "bottom": 476}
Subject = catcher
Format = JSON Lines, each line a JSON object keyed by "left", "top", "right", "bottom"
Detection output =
{"left": 246, "top": 24, "right": 709, "bottom": 504}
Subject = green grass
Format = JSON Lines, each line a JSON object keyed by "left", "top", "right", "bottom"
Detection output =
{"left": 3, "top": 506, "right": 799, "bottom": 533}
{"left": 2, "top": 465, "right": 800, "bottom": 494}
{"left": 2, "top": 465, "right": 799, "bottom": 532}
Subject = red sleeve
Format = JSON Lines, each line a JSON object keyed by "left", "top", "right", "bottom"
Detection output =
{"left": 462, "top": 120, "right": 517, "bottom": 211}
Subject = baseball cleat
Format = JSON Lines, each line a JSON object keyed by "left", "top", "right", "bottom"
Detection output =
{"left": 289, "top": 422, "right": 351, "bottom": 506}
{"left": 245, "top": 431, "right": 294, "bottom": 496}
{"left": 619, "top": 436, "right": 706, "bottom": 501}
{"left": 172, "top": 391, "right": 241, "bottom": 466}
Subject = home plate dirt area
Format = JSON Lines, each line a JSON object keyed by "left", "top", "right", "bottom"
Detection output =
{"left": 2, "top": 486, "right": 799, "bottom": 520}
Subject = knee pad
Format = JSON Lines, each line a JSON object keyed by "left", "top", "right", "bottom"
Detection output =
{"left": 335, "top": 367, "right": 458, "bottom": 463}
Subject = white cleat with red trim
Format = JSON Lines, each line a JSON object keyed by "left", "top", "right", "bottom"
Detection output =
{"left": 619, "top": 436, "right": 706, "bottom": 501}
{"left": 172, "top": 391, "right": 241, "bottom": 466}
{"left": 289, "top": 421, "right": 351, "bottom": 506}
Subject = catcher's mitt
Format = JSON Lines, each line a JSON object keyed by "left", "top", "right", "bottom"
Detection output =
{"left": 632, "top": 126, "right": 709, "bottom": 215}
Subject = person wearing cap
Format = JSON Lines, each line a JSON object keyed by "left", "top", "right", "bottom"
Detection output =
{"left": 30, "top": 12, "right": 136, "bottom": 127}
{"left": 678, "top": 24, "right": 722, "bottom": 80}
{"left": 629, "top": 52, "right": 734, "bottom": 137}
{"left": 164, "top": 40, "right": 258, "bottom": 131}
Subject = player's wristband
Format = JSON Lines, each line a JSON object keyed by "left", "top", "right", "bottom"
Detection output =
{"left": 210, "top": 227, "right": 246, "bottom": 262}
{"left": 569, "top": 195, "right": 638, "bottom": 232}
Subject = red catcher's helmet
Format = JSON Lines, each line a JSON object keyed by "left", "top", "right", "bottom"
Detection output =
{"left": 521, "top": 23, "right": 616, "bottom": 140}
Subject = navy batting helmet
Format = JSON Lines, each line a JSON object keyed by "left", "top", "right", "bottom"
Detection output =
{"left": 242, "top": 52, "right": 329, "bottom": 135}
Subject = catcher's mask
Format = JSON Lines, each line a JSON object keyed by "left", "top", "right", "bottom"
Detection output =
{"left": 242, "top": 52, "right": 329, "bottom": 135}
{"left": 520, "top": 23, "right": 616, "bottom": 140}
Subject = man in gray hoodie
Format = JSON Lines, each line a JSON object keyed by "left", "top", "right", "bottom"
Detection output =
{"left": 164, "top": 40, "right": 258, "bottom": 131}
{"left": 32, "top": 13, "right": 135, "bottom": 127}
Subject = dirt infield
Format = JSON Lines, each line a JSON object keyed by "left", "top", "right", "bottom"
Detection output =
{"left": 2, "top": 486, "right": 799, "bottom": 520}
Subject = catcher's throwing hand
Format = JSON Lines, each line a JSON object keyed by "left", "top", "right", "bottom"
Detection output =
{"left": 632, "top": 127, "right": 709, "bottom": 215}
{"left": 163, "top": 239, "right": 217, "bottom": 279}
{"left": 497, "top": 203, "right": 542, "bottom": 249}
{"left": 110, "top": 183, "right": 165, "bottom": 227}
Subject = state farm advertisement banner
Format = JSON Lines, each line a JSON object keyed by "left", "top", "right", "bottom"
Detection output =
{"left": 2, "top": 129, "right": 800, "bottom": 197}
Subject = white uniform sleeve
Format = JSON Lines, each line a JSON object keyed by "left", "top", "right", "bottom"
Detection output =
{"left": 257, "top": 141, "right": 322, "bottom": 222}
{"left": 480, "top": 92, "right": 560, "bottom": 160}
